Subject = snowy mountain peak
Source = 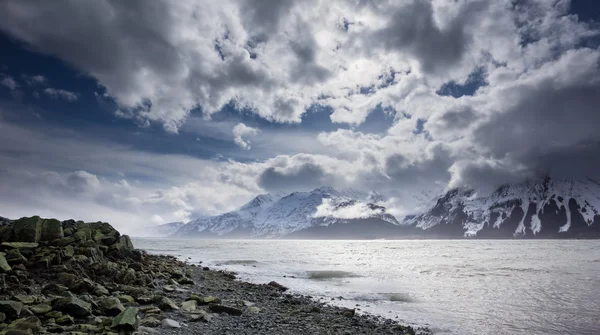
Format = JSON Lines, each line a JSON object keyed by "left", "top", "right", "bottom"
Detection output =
{"left": 172, "top": 186, "right": 399, "bottom": 238}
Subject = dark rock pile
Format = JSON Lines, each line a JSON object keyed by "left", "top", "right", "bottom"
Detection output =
{"left": 0, "top": 216, "right": 200, "bottom": 334}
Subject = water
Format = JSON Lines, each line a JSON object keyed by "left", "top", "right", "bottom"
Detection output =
{"left": 133, "top": 239, "right": 600, "bottom": 334}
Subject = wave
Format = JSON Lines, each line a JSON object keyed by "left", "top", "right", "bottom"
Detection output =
{"left": 386, "top": 293, "right": 415, "bottom": 303}
{"left": 215, "top": 260, "right": 260, "bottom": 266}
{"left": 306, "top": 270, "right": 361, "bottom": 280}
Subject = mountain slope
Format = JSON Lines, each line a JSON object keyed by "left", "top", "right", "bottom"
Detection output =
{"left": 171, "top": 187, "right": 401, "bottom": 238}
{"left": 137, "top": 221, "right": 186, "bottom": 237}
{"left": 406, "top": 177, "right": 600, "bottom": 238}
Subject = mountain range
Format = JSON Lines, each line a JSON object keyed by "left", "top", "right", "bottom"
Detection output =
{"left": 152, "top": 177, "right": 600, "bottom": 239}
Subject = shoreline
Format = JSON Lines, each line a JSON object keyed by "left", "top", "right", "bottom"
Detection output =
{"left": 0, "top": 216, "right": 430, "bottom": 334}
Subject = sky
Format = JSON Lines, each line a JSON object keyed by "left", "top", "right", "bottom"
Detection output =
{"left": 0, "top": 0, "right": 599, "bottom": 233}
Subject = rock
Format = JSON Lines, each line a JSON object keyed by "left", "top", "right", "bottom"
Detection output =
{"left": 29, "top": 304, "right": 51, "bottom": 315}
{"left": 56, "top": 314, "right": 75, "bottom": 325}
{"left": 208, "top": 304, "right": 243, "bottom": 316}
{"left": 117, "top": 295, "right": 136, "bottom": 304}
{"left": 163, "top": 285, "right": 176, "bottom": 293}
{"left": 341, "top": 307, "right": 355, "bottom": 317}
{"left": 40, "top": 219, "right": 64, "bottom": 241}
{"left": 41, "top": 283, "right": 69, "bottom": 295}
{"left": 161, "top": 318, "right": 181, "bottom": 328}
{"left": 4, "top": 249, "right": 27, "bottom": 265}
{"left": 137, "top": 326, "right": 160, "bottom": 334}
{"left": 98, "top": 296, "right": 125, "bottom": 316}
{"left": 12, "top": 217, "right": 42, "bottom": 242}
{"left": 140, "top": 316, "right": 161, "bottom": 327}
{"left": 108, "top": 235, "right": 135, "bottom": 259}
{"left": 57, "top": 272, "right": 78, "bottom": 287}
{"left": 0, "top": 300, "right": 24, "bottom": 319}
{"left": 11, "top": 296, "right": 35, "bottom": 305}
{"left": 111, "top": 307, "right": 139, "bottom": 331}
{"left": 45, "top": 310, "right": 62, "bottom": 319}
{"left": 194, "top": 296, "right": 221, "bottom": 305}
{"left": 181, "top": 300, "right": 197, "bottom": 312}
{"left": 7, "top": 316, "right": 42, "bottom": 333}
{"left": 177, "top": 277, "right": 195, "bottom": 285}
{"left": 0, "top": 253, "right": 12, "bottom": 272}
{"left": 156, "top": 297, "right": 179, "bottom": 311}
{"left": 246, "top": 306, "right": 261, "bottom": 313}
{"left": 0, "top": 312, "right": 5, "bottom": 322}
{"left": 188, "top": 311, "right": 211, "bottom": 322}
{"left": 268, "top": 281, "right": 289, "bottom": 291}
{"left": 52, "top": 296, "right": 92, "bottom": 317}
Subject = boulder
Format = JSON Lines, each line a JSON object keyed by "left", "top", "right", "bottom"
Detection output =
{"left": 188, "top": 311, "right": 211, "bottom": 323}
{"left": 91, "top": 222, "right": 120, "bottom": 245}
{"left": 52, "top": 296, "right": 92, "bottom": 317}
{"left": 161, "top": 318, "right": 181, "bottom": 328}
{"left": 111, "top": 307, "right": 139, "bottom": 331}
{"left": 181, "top": 300, "right": 197, "bottom": 312}
{"left": 98, "top": 297, "right": 125, "bottom": 316}
{"left": 40, "top": 219, "right": 64, "bottom": 241}
{"left": 268, "top": 281, "right": 288, "bottom": 291}
{"left": 12, "top": 217, "right": 42, "bottom": 242}
{"left": 108, "top": 235, "right": 135, "bottom": 259}
{"left": 11, "top": 295, "right": 35, "bottom": 304}
{"left": 29, "top": 304, "right": 52, "bottom": 315}
{"left": 0, "top": 252, "right": 12, "bottom": 273}
{"left": 56, "top": 314, "right": 74, "bottom": 325}
{"left": 45, "top": 311, "right": 62, "bottom": 319}
{"left": 0, "top": 301, "right": 23, "bottom": 320}
{"left": 117, "top": 295, "right": 135, "bottom": 304}
{"left": 208, "top": 304, "right": 243, "bottom": 316}
{"left": 156, "top": 297, "right": 179, "bottom": 311}
{"left": 4, "top": 249, "right": 27, "bottom": 265}
{"left": 194, "top": 296, "right": 221, "bottom": 305}
{"left": 6, "top": 316, "right": 42, "bottom": 333}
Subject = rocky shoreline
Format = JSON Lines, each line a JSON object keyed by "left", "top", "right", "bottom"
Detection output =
{"left": 0, "top": 216, "right": 429, "bottom": 334}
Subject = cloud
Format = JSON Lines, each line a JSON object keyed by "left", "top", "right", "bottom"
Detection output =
{"left": 232, "top": 123, "right": 260, "bottom": 150}
{"left": 314, "top": 198, "right": 384, "bottom": 219}
{"left": 0, "top": 76, "right": 18, "bottom": 90}
{"left": 22, "top": 74, "right": 47, "bottom": 86}
{"left": 1, "top": 0, "right": 600, "bottom": 224}
{"left": 43, "top": 88, "right": 78, "bottom": 101}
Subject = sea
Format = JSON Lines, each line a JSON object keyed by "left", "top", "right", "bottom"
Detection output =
{"left": 132, "top": 239, "right": 600, "bottom": 335}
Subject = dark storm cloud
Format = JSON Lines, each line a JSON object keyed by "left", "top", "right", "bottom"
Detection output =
{"left": 258, "top": 163, "right": 334, "bottom": 193}
{"left": 366, "top": 0, "right": 487, "bottom": 74}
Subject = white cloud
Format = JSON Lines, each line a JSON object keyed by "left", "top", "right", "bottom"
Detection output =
{"left": 314, "top": 198, "right": 384, "bottom": 219}
{"left": 232, "top": 123, "right": 260, "bottom": 150}
{"left": 44, "top": 88, "right": 78, "bottom": 101}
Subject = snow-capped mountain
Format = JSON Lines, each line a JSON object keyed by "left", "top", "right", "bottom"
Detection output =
{"left": 171, "top": 186, "right": 401, "bottom": 238}
{"left": 406, "top": 177, "right": 600, "bottom": 238}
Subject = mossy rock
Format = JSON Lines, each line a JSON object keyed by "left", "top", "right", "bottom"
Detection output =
{"left": 4, "top": 249, "right": 27, "bottom": 265}
{"left": 12, "top": 217, "right": 42, "bottom": 242}
{"left": 7, "top": 316, "right": 42, "bottom": 333}
{"left": 117, "top": 295, "right": 135, "bottom": 304}
{"left": 0, "top": 252, "right": 12, "bottom": 273}
{"left": 0, "top": 301, "right": 24, "bottom": 319}
{"left": 40, "top": 219, "right": 64, "bottom": 241}
{"left": 52, "top": 296, "right": 92, "bottom": 317}
{"left": 56, "top": 314, "right": 74, "bottom": 325}
{"left": 111, "top": 307, "right": 139, "bottom": 331}
{"left": 29, "top": 304, "right": 51, "bottom": 315}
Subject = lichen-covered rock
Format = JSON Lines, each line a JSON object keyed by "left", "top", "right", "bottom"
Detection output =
{"left": 6, "top": 316, "right": 42, "bottom": 333}
{"left": 156, "top": 297, "right": 179, "bottom": 311}
{"left": 140, "top": 316, "right": 161, "bottom": 327}
{"left": 4, "top": 249, "right": 26, "bottom": 266}
{"left": 181, "top": 300, "right": 197, "bottom": 312}
{"left": 111, "top": 307, "right": 139, "bottom": 331}
{"left": 12, "top": 217, "right": 42, "bottom": 242}
{"left": 40, "top": 219, "right": 64, "bottom": 241}
{"left": 56, "top": 314, "right": 74, "bottom": 325}
{"left": 0, "top": 300, "right": 23, "bottom": 319}
{"left": 52, "top": 296, "right": 92, "bottom": 317}
{"left": 29, "top": 304, "right": 51, "bottom": 315}
{"left": 97, "top": 297, "right": 125, "bottom": 316}
{"left": 0, "top": 252, "right": 12, "bottom": 273}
